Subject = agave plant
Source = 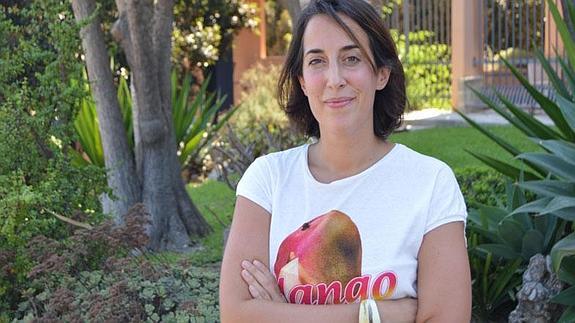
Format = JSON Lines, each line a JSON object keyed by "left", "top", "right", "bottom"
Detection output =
{"left": 171, "top": 71, "right": 235, "bottom": 165}
{"left": 468, "top": 230, "right": 523, "bottom": 322}
{"left": 468, "top": 180, "right": 560, "bottom": 262}
{"left": 466, "top": 179, "right": 555, "bottom": 321}
{"left": 72, "top": 76, "right": 133, "bottom": 168}
{"left": 459, "top": 1, "right": 575, "bottom": 321}
{"left": 73, "top": 70, "right": 235, "bottom": 169}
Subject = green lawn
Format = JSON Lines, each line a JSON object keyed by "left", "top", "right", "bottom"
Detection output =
{"left": 390, "top": 126, "right": 541, "bottom": 170}
{"left": 183, "top": 180, "right": 236, "bottom": 265}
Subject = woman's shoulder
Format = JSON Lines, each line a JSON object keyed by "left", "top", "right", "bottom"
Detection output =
{"left": 254, "top": 143, "right": 309, "bottom": 168}
{"left": 392, "top": 143, "right": 453, "bottom": 174}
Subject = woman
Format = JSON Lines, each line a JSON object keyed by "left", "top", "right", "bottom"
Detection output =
{"left": 219, "top": 0, "right": 471, "bottom": 322}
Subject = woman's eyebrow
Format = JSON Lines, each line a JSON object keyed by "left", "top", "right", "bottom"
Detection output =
{"left": 304, "top": 48, "right": 324, "bottom": 57}
{"left": 304, "top": 44, "right": 359, "bottom": 57}
{"left": 340, "top": 44, "right": 359, "bottom": 52}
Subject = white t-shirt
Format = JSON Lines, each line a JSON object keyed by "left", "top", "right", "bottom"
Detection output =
{"left": 236, "top": 143, "right": 467, "bottom": 305}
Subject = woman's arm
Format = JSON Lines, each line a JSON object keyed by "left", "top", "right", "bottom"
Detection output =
{"left": 415, "top": 222, "right": 471, "bottom": 323}
{"left": 219, "top": 196, "right": 417, "bottom": 323}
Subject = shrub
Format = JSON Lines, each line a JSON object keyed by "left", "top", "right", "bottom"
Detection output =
{"left": 454, "top": 167, "right": 507, "bottom": 209}
{"left": 209, "top": 63, "right": 307, "bottom": 189}
{"left": 392, "top": 30, "right": 452, "bottom": 111}
{"left": 229, "top": 63, "right": 304, "bottom": 155}
{"left": 13, "top": 204, "right": 220, "bottom": 321}
{"left": 232, "top": 63, "right": 290, "bottom": 138}
{"left": 0, "top": 2, "right": 108, "bottom": 315}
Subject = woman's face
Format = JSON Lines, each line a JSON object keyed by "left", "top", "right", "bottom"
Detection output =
{"left": 298, "top": 14, "right": 390, "bottom": 138}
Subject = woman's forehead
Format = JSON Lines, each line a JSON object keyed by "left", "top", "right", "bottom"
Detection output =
{"left": 302, "top": 14, "right": 370, "bottom": 52}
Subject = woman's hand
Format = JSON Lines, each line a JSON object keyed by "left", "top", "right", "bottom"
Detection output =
{"left": 241, "top": 259, "right": 287, "bottom": 303}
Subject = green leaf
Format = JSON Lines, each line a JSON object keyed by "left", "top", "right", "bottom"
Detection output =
{"left": 558, "top": 306, "right": 575, "bottom": 323}
{"left": 547, "top": 0, "right": 575, "bottom": 70}
{"left": 74, "top": 97, "right": 104, "bottom": 167}
{"left": 555, "top": 94, "right": 575, "bottom": 133}
{"left": 468, "top": 206, "right": 507, "bottom": 243}
{"left": 536, "top": 142, "right": 575, "bottom": 161}
{"left": 532, "top": 44, "right": 570, "bottom": 100}
{"left": 489, "top": 257, "right": 522, "bottom": 304}
{"left": 551, "top": 232, "right": 575, "bottom": 272}
{"left": 467, "top": 86, "right": 536, "bottom": 137}
{"left": 532, "top": 213, "right": 557, "bottom": 250}
{"left": 179, "top": 131, "right": 205, "bottom": 164}
{"left": 498, "top": 218, "right": 525, "bottom": 252}
{"left": 455, "top": 110, "right": 522, "bottom": 157}
{"left": 554, "top": 208, "right": 575, "bottom": 221}
{"left": 538, "top": 196, "right": 575, "bottom": 218}
{"left": 558, "top": 256, "right": 575, "bottom": 286}
{"left": 117, "top": 77, "right": 133, "bottom": 147}
{"left": 521, "top": 229, "right": 544, "bottom": 259}
{"left": 517, "top": 152, "right": 575, "bottom": 181}
{"left": 466, "top": 150, "right": 540, "bottom": 181}
{"left": 557, "top": 53, "right": 575, "bottom": 96}
{"left": 518, "top": 180, "right": 575, "bottom": 197}
{"left": 468, "top": 225, "right": 501, "bottom": 244}
{"left": 511, "top": 197, "right": 553, "bottom": 215}
{"left": 495, "top": 90, "right": 562, "bottom": 140}
{"left": 515, "top": 197, "right": 575, "bottom": 222}
{"left": 508, "top": 179, "right": 528, "bottom": 211}
{"left": 502, "top": 56, "right": 575, "bottom": 141}
{"left": 551, "top": 285, "right": 575, "bottom": 306}
{"left": 69, "top": 149, "right": 90, "bottom": 168}
{"left": 479, "top": 205, "right": 509, "bottom": 227}
{"left": 478, "top": 244, "right": 522, "bottom": 260}
{"left": 173, "top": 71, "right": 194, "bottom": 142}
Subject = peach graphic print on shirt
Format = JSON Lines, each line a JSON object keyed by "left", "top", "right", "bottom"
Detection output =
{"left": 274, "top": 210, "right": 397, "bottom": 305}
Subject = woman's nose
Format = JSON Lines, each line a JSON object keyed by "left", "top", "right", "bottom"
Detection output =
{"left": 326, "top": 63, "right": 346, "bottom": 89}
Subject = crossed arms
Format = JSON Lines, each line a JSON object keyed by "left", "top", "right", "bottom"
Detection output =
{"left": 219, "top": 197, "right": 471, "bottom": 323}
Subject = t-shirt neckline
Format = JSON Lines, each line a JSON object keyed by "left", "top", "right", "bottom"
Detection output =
{"left": 303, "top": 142, "right": 402, "bottom": 186}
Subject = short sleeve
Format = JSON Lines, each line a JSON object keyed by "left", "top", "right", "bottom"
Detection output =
{"left": 425, "top": 164, "right": 468, "bottom": 234}
{"left": 236, "top": 156, "right": 273, "bottom": 214}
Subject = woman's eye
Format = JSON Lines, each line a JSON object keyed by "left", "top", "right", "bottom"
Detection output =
{"left": 344, "top": 56, "right": 360, "bottom": 65}
{"left": 309, "top": 58, "right": 323, "bottom": 66}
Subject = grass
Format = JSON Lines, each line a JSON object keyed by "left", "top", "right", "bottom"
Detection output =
{"left": 390, "top": 125, "right": 541, "bottom": 170}
{"left": 184, "top": 180, "right": 236, "bottom": 265}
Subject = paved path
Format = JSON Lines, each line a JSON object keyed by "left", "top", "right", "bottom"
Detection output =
{"left": 402, "top": 108, "right": 553, "bottom": 131}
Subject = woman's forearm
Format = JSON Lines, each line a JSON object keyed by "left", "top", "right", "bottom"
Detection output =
{"left": 220, "top": 298, "right": 417, "bottom": 323}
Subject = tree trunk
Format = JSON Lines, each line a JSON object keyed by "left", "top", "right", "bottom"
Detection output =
{"left": 71, "top": 0, "right": 140, "bottom": 223}
{"left": 72, "top": 0, "right": 211, "bottom": 251}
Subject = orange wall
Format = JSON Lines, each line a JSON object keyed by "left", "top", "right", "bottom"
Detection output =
{"left": 233, "top": 0, "right": 267, "bottom": 104}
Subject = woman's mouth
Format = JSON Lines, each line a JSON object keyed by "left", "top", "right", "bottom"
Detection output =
{"left": 324, "top": 97, "right": 355, "bottom": 108}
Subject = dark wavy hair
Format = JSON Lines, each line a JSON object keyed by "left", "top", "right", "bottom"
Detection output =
{"left": 277, "top": 0, "right": 406, "bottom": 139}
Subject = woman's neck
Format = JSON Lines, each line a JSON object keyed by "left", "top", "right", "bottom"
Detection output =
{"left": 308, "top": 133, "right": 394, "bottom": 183}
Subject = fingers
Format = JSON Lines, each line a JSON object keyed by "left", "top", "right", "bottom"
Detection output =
{"left": 251, "top": 260, "right": 286, "bottom": 302}
{"left": 241, "top": 259, "right": 287, "bottom": 303}
{"left": 241, "top": 265, "right": 272, "bottom": 301}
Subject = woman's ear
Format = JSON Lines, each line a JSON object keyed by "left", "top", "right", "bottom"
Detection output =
{"left": 376, "top": 67, "right": 391, "bottom": 90}
{"left": 298, "top": 76, "right": 307, "bottom": 96}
